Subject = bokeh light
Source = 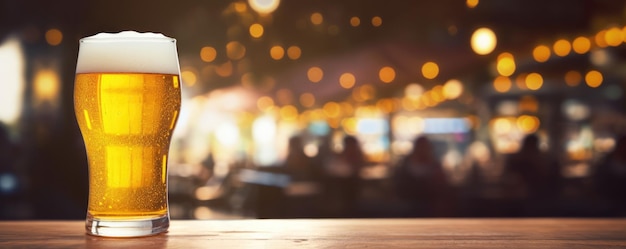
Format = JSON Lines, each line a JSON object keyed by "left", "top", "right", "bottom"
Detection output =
{"left": 493, "top": 76, "right": 512, "bottom": 93}
{"left": 471, "top": 27, "right": 497, "bottom": 55}
{"left": 249, "top": 23, "right": 264, "bottom": 38}
{"left": 572, "top": 36, "right": 591, "bottom": 54}
{"left": 378, "top": 66, "right": 396, "bottom": 83}
{"left": 496, "top": 52, "right": 516, "bottom": 76}
{"left": 585, "top": 70, "right": 603, "bottom": 88}
{"left": 564, "top": 70, "right": 582, "bottom": 87}
{"left": 421, "top": 61, "right": 439, "bottom": 79}
{"left": 287, "top": 46, "right": 301, "bottom": 60}
{"left": 350, "top": 17, "right": 361, "bottom": 27}
{"left": 45, "top": 29, "right": 63, "bottom": 46}
{"left": 226, "top": 41, "right": 246, "bottom": 60}
{"left": 339, "top": 73, "right": 356, "bottom": 89}
{"left": 270, "top": 45, "right": 285, "bottom": 60}
{"left": 372, "top": 16, "right": 383, "bottom": 27}
{"left": 200, "top": 46, "right": 217, "bottom": 62}
{"left": 248, "top": 0, "right": 280, "bottom": 14}
{"left": 307, "top": 67, "right": 323, "bottom": 83}
{"left": 525, "top": 73, "right": 543, "bottom": 90}
{"left": 311, "top": 12, "right": 323, "bottom": 25}
{"left": 532, "top": 45, "right": 551, "bottom": 63}
{"left": 443, "top": 79, "right": 463, "bottom": 99}
{"left": 553, "top": 39, "right": 571, "bottom": 57}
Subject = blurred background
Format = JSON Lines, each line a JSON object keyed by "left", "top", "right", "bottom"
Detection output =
{"left": 2, "top": 0, "right": 626, "bottom": 220}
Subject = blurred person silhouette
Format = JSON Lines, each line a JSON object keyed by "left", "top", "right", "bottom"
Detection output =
{"left": 282, "top": 135, "right": 321, "bottom": 217}
{"left": 593, "top": 135, "right": 626, "bottom": 215}
{"left": 504, "top": 134, "right": 561, "bottom": 213}
{"left": 322, "top": 135, "right": 365, "bottom": 217}
{"left": 393, "top": 136, "right": 453, "bottom": 217}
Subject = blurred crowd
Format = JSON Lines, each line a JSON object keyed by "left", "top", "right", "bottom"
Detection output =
{"left": 2, "top": 119, "right": 626, "bottom": 219}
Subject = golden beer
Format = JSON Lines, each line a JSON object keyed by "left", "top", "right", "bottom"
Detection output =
{"left": 75, "top": 31, "right": 181, "bottom": 237}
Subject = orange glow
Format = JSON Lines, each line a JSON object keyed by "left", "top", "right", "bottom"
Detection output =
{"left": 377, "top": 98, "right": 396, "bottom": 113}
{"left": 492, "top": 117, "right": 513, "bottom": 134}
{"left": 585, "top": 70, "right": 603, "bottom": 88}
{"left": 181, "top": 70, "right": 197, "bottom": 86}
{"left": 33, "top": 69, "right": 60, "bottom": 101}
{"left": 257, "top": 96, "right": 274, "bottom": 111}
{"left": 226, "top": 41, "right": 246, "bottom": 60}
{"left": 605, "top": 27, "right": 623, "bottom": 47}
{"left": 471, "top": 27, "right": 497, "bottom": 55}
{"left": 249, "top": 23, "right": 264, "bottom": 38}
{"left": 466, "top": 0, "right": 479, "bottom": 8}
{"left": 379, "top": 66, "right": 396, "bottom": 83}
{"left": 595, "top": 30, "right": 608, "bottom": 48}
{"left": 215, "top": 61, "right": 233, "bottom": 77}
{"left": 234, "top": 2, "right": 247, "bottom": 12}
{"left": 525, "top": 73, "right": 543, "bottom": 90}
{"left": 564, "top": 70, "right": 582, "bottom": 87}
{"left": 515, "top": 73, "right": 528, "bottom": 90}
{"left": 553, "top": 39, "right": 571, "bottom": 57}
{"left": 300, "top": 93, "right": 315, "bottom": 107}
{"left": 421, "top": 61, "right": 439, "bottom": 79}
{"left": 342, "top": 117, "right": 358, "bottom": 135}
{"left": 357, "top": 84, "right": 375, "bottom": 101}
{"left": 287, "top": 46, "right": 302, "bottom": 60}
{"left": 496, "top": 52, "right": 516, "bottom": 76}
{"left": 270, "top": 46, "right": 285, "bottom": 60}
{"left": 280, "top": 105, "right": 298, "bottom": 121}
{"left": 323, "top": 102, "right": 341, "bottom": 118}
{"left": 200, "top": 46, "right": 217, "bottom": 62}
{"left": 350, "top": 17, "right": 361, "bottom": 27}
{"left": 532, "top": 45, "right": 551, "bottom": 63}
{"left": 517, "top": 115, "right": 540, "bottom": 134}
{"left": 372, "top": 16, "right": 383, "bottom": 27}
{"left": 311, "top": 12, "right": 323, "bottom": 25}
{"left": 45, "top": 29, "right": 63, "bottom": 46}
{"left": 572, "top": 36, "right": 591, "bottom": 54}
{"left": 339, "top": 73, "right": 356, "bottom": 89}
{"left": 493, "top": 76, "right": 512, "bottom": 93}
{"left": 307, "top": 67, "right": 323, "bottom": 83}
{"left": 519, "top": 95, "right": 538, "bottom": 113}
{"left": 443, "top": 79, "right": 463, "bottom": 99}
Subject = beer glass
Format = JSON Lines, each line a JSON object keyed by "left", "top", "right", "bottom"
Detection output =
{"left": 74, "top": 31, "right": 181, "bottom": 237}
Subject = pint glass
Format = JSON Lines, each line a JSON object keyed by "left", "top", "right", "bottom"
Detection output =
{"left": 74, "top": 31, "right": 181, "bottom": 237}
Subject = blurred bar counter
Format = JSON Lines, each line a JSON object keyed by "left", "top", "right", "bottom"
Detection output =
{"left": 1, "top": 219, "right": 626, "bottom": 248}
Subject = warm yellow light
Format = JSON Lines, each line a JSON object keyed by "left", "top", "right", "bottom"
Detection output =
{"left": 595, "top": 30, "right": 608, "bottom": 48}
{"left": 307, "top": 67, "right": 323, "bottom": 83}
{"left": 200, "top": 46, "right": 217, "bottom": 62}
{"left": 379, "top": 66, "right": 396, "bottom": 83}
{"left": 493, "top": 76, "right": 512, "bottom": 93}
{"left": 492, "top": 118, "right": 512, "bottom": 134}
{"left": 311, "top": 12, "right": 323, "bottom": 25}
{"left": 257, "top": 96, "right": 274, "bottom": 111}
{"left": 372, "top": 16, "right": 383, "bottom": 27}
{"left": 287, "top": 46, "right": 301, "bottom": 60}
{"left": 471, "top": 27, "right": 497, "bottom": 55}
{"left": 270, "top": 46, "right": 285, "bottom": 60}
{"left": 280, "top": 105, "right": 298, "bottom": 121}
{"left": 517, "top": 115, "right": 540, "bottom": 134}
{"left": 350, "top": 17, "right": 361, "bottom": 27}
{"left": 339, "top": 73, "right": 356, "bottom": 89}
{"left": 248, "top": 0, "right": 280, "bottom": 14}
{"left": 466, "top": 0, "right": 479, "bottom": 8}
{"left": 572, "top": 36, "right": 591, "bottom": 54}
{"left": 496, "top": 52, "right": 516, "bottom": 76}
{"left": 33, "top": 69, "right": 60, "bottom": 101}
{"left": 226, "top": 41, "right": 246, "bottom": 60}
{"left": 323, "top": 102, "right": 341, "bottom": 118}
{"left": 421, "top": 61, "right": 439, "bottom": 79}
{"left": 605, "top": 27, "right": 623, "bottom": 47}
{"left": 525, "top": 73, "right": 543, "bottom": 90}
{"left": 45, "top": 29, "right": 63, "bottom": 46}
{"left": 564, "top": 70, "right": 582, "bottom": 87}
{"left": 405, "top": 83, "right": 423, "bottom": 99}
{"left": 342, "top": 117, "right": 358, "bottom": 135}
{"left": 443, "top": 79, "right": 463, "bottom": 99}
{"left": 585, "top": 70, "right": 603, "bottom": 88}
{"left": 249, "top": 23, "right": 264, "bottom": 38}
{"left": 181, "top": 70, "right": 197, "bottom": 86}
{"left": 377, "top": 98, "right": 396, "bottom": 113}
{"left": 532, "top": 45, "right": 550, "bottom": 63}
{"left": 553, "top": 39, "right": 571, "bottom": 57}
{"left": 234, "top": 2, "right": 247, "bottom": 12}
{"left": 300, "top": 93, "right": 315, "bottom": 107}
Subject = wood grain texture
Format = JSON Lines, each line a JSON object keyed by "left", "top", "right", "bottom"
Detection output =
{"left": 1, "top": 219, "right": 625, "bottom": 248}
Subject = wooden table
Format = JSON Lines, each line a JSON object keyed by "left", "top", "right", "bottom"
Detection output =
{"left": 1, "top": 219, "right": 625, "bottom": 248}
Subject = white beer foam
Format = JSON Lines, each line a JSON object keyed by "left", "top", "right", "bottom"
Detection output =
{"left": 76, "top": 31, "right": 180, "bottom": 75}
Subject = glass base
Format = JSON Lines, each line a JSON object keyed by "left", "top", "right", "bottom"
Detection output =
{"left": 86, "top": 214, "right": 169, "bottom": 237}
